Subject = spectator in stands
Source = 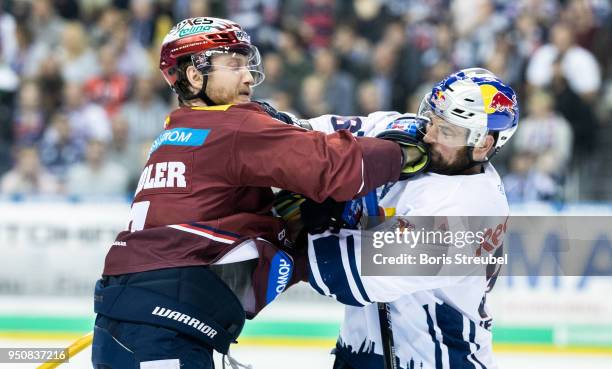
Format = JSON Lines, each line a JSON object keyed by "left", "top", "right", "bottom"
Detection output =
{"left": 298, "top": 75, "right": 329, "bottom": 117}
{"left": 58, "top": 21, "right": 99, "bottom": 83}
{"left": 62, "top": 81, "right": 112, "bottom": 143}
{"left": 0, "top": 8, "right": 17, "bottom": 70}
{"left": 452, "top": 0, "right": 510, "bottom": 68}
{"left": 352, "top": 0, "right": 394, "bottom": 43}
{"left": 253, "top": 52, "right": 289, "bottom": 101}
{"left": 13, "top": 80, "right": 46, "bottom": 145}
{"left": 39, "top": 113, "right": 86, "bottom": 180}
{"left": 120, "top": 76, "right": 168, "bottom": 144}
{"left": 65, "top": 139, "right": 129, "bottom": 198}
{"left": 30, "top": 0, "right": 65, "bottom": 49}
{"left": 109, "top": 14, "right": 152, "bottom": 78}
{"left": 311, "top": 48, "right": 355, "bottom": 115}
{"left": 130, "top": 0, "right": 156, "bottom": 48}
{"left": 277, "top": 31, "right": 313, "bottom": 97}
{"left": 84, "top": 44, "right": 130, "bottom": 116}
{"left": 513, "top": 90, "right": 573, "bottom": 182}
{"left": 0, "top": 145, "right": 60, "bottom": 196}
{"left": 300, "top": 0, "right": 336, "bottom": 49}
{"left": 331, "top": 24, "right": 370, "bottom": 81}
{"left": 529, "top": 21, "right": 601, "bottom": 155}
{"left": 370, "top": 42, "right": 398, "bottom": 111}
{"left": 12, "top": 23, "right": 50, "bottom": 78}
{"left": 503, "top": 152, "right": 559, "bottom": 203}
{"left": 36, "top": 55, "right": 64, "bottom": 118}
{"left": 527, "top": 21, "right": 601, "bottom": 100}
{"left": 90, "top": 7, "right": 122, "bottom": 47}
{"left": 514, "top": 13, "right": 544, "bottom": 59}
{"left": 107, "top": 115, "right": 145, "bottom": 189}
{"left": 356, "top": 80, "right": 383, "bottom": 115}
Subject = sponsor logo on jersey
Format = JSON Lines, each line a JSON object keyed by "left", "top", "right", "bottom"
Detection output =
{"left": 151, "top": 306, "right": 218, "bottom": 339}
{"left": 149, "top": 128, "right": 210, "bottom": 155}
{"left": 265, "top": 252, "right": 293, "bottom": 304}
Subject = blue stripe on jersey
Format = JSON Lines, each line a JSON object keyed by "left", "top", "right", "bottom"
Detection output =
{"left": 311, "top": 235, "right": 364, "bottom": 306}
{"left": 189, "top": 222, "right": 242, "bottom": 239}
{"left": 469, "top": 320, "right": 487, "bottom": 369}
{"left": 436, "top": 303, "right": 476, "bottom": 369}
{"left": 307, "top": 257, "right": 327, "bottom": 297}
{"left": 364, "top": 191, "right": 380, "bottom": 216}
{"left": 346, "top": 235, "right": 371, "bottom": 303}
{"left": 424, "top": 304, "right": 443, "bottom": 369}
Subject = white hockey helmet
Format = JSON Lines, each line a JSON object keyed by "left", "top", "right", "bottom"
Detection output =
{"left": 417, "top": 68, "right": 519, "bottom": 155}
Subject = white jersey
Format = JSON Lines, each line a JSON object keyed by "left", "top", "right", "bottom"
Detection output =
{"left": 306, "top": 113, "right": 510, "bottom": 369}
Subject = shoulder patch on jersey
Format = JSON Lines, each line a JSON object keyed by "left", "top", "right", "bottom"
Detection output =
{"left": 149, "top": 128, "right": 210, "bottom": 155}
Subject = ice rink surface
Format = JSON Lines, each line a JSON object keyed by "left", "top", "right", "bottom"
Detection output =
{"left": 1, "top": 337, "right": 611, "bottom": 369}
{"left": 1, "top": 291, "right": 611, "bottom": 369}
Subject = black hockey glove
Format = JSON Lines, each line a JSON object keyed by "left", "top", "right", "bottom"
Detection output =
{"left": 254, "top": 100, "right": 312, "bottom": 130}
{"left": 273, "top": 191, "right": 362, "bottom": 235}
{"left": 300, "top": 197, "right": 362, "bottom": 234}
{"left": 376, "top": 114, "right": 430, "bottom": 179}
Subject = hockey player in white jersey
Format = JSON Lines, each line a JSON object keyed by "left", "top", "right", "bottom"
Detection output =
{"left": 292, "top": 68, "right": 519, "bottom": 369}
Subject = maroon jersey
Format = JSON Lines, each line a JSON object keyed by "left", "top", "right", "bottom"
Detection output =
{"left": 103, "top": 103, "right": 401, "bottom": 276}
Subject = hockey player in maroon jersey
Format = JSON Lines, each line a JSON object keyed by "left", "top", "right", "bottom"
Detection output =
{"left": 92, "top": 17, "right": 428, "bottom": 369}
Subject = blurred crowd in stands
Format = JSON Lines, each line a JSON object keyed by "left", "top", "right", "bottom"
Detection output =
{"left": 0, "top": 0, "right": 610, "bottom": 203}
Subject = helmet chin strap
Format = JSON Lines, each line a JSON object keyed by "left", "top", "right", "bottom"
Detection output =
{"left": 457, "top": 134, "right": 499, "bottom": 174}
{"left": 196, "top": 74, "right": 218, "bottom": 106}
{"left": 181, "top": 74, "right": 218, "bottom": 106}
{"left": 453, "top": 147, "right": 488, "bottom": 175}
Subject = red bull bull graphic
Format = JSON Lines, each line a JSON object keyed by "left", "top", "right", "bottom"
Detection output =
{"left": 480, "top": 84, "right": 517, "bottom": 116}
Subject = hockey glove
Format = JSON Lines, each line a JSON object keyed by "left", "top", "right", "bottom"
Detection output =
{"left": 273, "top": 191, "right": 363, "bottom": 235}
{"left": 254, "top": 100, "right": 312, "bottom": 130}
{"left": 376, "top": 114, "right": 430, "bottom": 179}
{"left": 300, "top": 197, "right": 363, "bottom": 234}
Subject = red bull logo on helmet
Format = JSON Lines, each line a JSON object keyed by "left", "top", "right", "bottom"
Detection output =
{"left": 480, "top": 84, "right": 517, "bottom": 116}
{"left": 431, "top": 90, "right": 449, "bottom": 110}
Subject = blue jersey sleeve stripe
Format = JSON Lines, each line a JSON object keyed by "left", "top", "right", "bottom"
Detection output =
{"left": 346, "top": 235, "right": 372, "bottom": 303}
{"left": 312, "top": 235, "right": 364, "bottom": 307}
{"left": 424, "top": 304, "right": 443, "bottom": 369}
{"left": 436, "top": 303, "right": 476, "bottom": 369}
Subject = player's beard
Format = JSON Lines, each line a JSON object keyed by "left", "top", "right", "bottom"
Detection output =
{"left": 427, "top": 146, "right": 472, "bottom": 175}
